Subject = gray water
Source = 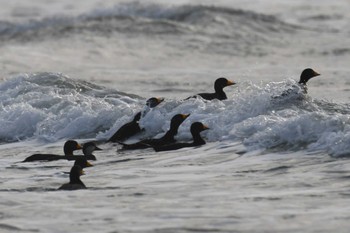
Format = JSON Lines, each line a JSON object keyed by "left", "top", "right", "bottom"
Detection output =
{"left": 1, "top": 1, "right": 350, "bottom": 232}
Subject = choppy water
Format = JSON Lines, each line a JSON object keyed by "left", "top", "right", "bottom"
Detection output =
{"left": 1, "top": 1, "right": 350, "bottom": 232}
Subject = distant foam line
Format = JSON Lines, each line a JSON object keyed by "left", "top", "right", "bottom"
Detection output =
{"left": 89, "top": 2, "right": 284, "bottom": 23}
{"left": 0, "top": 1, "right": 300, "bottom": 42}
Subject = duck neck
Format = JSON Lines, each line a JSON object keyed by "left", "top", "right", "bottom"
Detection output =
{"left": 163, "top": 128, "right": 177, "bottom": 140}
{"left": 192, "top": 132, "right": 205, "bottom": 145}
{"left": 298, "top": 80, "right": 307, "bottom": 85}
{"left": 163, "top": 121, "right": 181, "bottom": 141}
{"left": 215, "top": 87, "right": 227, "bottom": 99}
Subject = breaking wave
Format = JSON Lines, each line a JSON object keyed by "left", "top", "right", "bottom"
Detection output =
{"left": 1, "top": 73, "right": 350, "bottom": 157}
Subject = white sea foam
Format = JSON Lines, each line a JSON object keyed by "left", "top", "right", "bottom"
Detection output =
{"left": 0, "top": 73, "right": 140, "bottom": 142}
{"left": 2, "top": 72, "right": 349, "bottom": 156}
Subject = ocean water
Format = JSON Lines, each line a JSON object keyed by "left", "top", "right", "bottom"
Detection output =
{"left": 1, "top": 1, "right": 350, "bottom": 232}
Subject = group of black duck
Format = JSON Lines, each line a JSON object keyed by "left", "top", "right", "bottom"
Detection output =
{"left": 22, "top": 68, "right": 320, "bottom": 190}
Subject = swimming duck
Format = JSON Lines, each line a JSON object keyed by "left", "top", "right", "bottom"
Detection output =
{"left": 22, "top": 140, "right": 82, "bottom": 162}
{"left": 274, "top": 68, "right": 321, "bottom": 100}
{"left": 189, "top": 77, "right": 235, "bottom": 100}
{"left": 298, "top": 68, "right": 320, "bottom": 93}
{"left": 108, "top": 97, "right": 164, "bottom": 142}
{"left": 58, "top": 165, "right": 86, "bottom": 190}
{"left": 121, "top": 113, "right": 190, "bottom": 150}
{"left": 153, "top": 122, "right": 209, "bottom": 152}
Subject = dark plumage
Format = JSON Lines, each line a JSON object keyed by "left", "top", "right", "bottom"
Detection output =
{"left": 108, "top": 97, "right": 164, "bottom": 142}
{"left": 74, "top": 158, "right": 93, "bottom": 168}
{"left": 298, "top": 68, "right": 320, "bottom": 85}
{"left": 146, "top": 97, "right": 164, "bottom": 108}
{"left": 108, "top": 112, "right": 142, "bottom": 143}
{"left": 190, "top": 77, "right": 235, "bottom": 100}
{"left": 121, "top": 114, "right": 190, "bottom": 150}
{"left": 297, "top": 68, "right": 320, "bottom": 95}
{"left": 58, "top": 165, "right": 86, "bottom": 190}
{"left": 154, "top": 122, "right": 209, "bottom": 152}
{"left": 22, "top": 140, "right": 82, "bottom": 162}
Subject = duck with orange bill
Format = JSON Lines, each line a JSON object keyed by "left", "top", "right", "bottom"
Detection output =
{"left": 188, "top": 77, "right": 236, "bottom": 100}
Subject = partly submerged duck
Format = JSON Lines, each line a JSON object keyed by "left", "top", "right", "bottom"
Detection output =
{"left": 108, "top": 97, "right": 164, "bottom": 142}
{"left": 189, "top": 77, "right": 236, "bottom": 100}
{"left": 145, "top": 97, "right": 165, "bottom": 110}
{"left": 121, "top": 113, "right": 190, "bottom": 150}
{"left": 274, "top": 68, "right": 321, "bottom": 100}
{"left": 58, "top": 165, "right": 86, "bottom": 190}
{"left": 153, "top": 122, "right": 209, "bottom": 152}
{"left": 298, "top": 68, "right": 320, "bottom": 93}
{"left": 22, "top": 140, "right": 82, "bottom": 162}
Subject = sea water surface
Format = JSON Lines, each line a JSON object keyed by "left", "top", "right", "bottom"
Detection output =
{"left": 1, "top": 1, "right": 350, "bottom": 232}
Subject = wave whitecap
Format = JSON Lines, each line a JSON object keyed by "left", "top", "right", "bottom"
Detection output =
{"left": 0, "top": 73, "right": 140, "bottom": 142}
{"left": 1, "top": 73, "right": 350, "bottom": 157}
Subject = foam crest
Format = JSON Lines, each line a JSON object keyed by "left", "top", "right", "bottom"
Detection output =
{"left": 0, "top": 73, "right": 140, "bottom": 142}
{"left": 120, "top": 79, "right": 350, "bottom": 157}
{"left": 1, "top": 74, "right": 350, "bottom": 157}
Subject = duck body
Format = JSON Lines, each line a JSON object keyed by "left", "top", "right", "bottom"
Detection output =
{"left": 58, "top": 183, "right": 86, "bottom": 191}
{"left": 23, "top": 154, "right": 65, "bottom": 162}
{"left": 154, "top": 122, "right": 209, "bottom": 152}
{"left": 108, "top": 112, "right": 142, "bottom": 142}
{"left": 108, "top": 97, "right": 164, "bottom": 142}
{"left": 58, "top": 165, "right": 86, "bottom": 190}
{"left": 189, "top": 78, "right": 235, "bottom": 101}
{"left": 197, "top": 92, "right": 227, "bottom": 101}
{"left": 121, "top": 114, "right": 190, "bottom": 150}
{"left": 22, "top": 140, "right": 82, "bottom": 162}
{"left": 121, "top": 133, "right": 175, "bottom": 150}
{"left": 154, "top": 142, "right": 197, "bottom": 152}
